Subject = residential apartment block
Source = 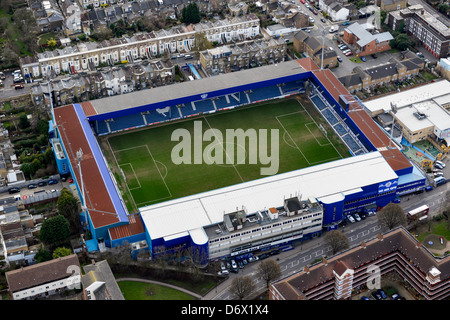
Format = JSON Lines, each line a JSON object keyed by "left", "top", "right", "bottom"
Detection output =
{"left": 377, "top": 0, "right": 407, "bottom": 12}
{"left": 199, "top": 38, "right": 286, "bottom": 74}
{"left": 20, "top": 14, "right": 260, "bottom": 79}
{"left": 387, "top": 5, "right": 450, "bottom": 58}
{"left": 342, "top": 22, "right": 393, "bottom": 57}
{"left": 293, "top": 30, "right": 338, "bottom": 69}
{"left": 338, "top": 52, "right": 424, "bottom": 93}
{"left": 270, "top": 227, "right": 450, "bottom": 300}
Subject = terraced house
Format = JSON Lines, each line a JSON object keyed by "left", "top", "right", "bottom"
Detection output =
{"left": 199, "top": 38, "right": 286, "bottom": 74}
{"left": 20, "top": 14, "right": 260, "bottom": 80}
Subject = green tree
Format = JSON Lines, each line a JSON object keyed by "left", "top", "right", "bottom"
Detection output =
{"left": 39, "top": 215, "right": 71, "bottom": 245}
{"left": 390, "top": 33, "right": 412, "bottom": 51}
{"left": 18, "top": 114, "right": 30, "bottom": 129}
{"left": 52, "top": 247, "right": 72, "bottom": 259}
{"left": 377, "top": 202, "right": 407, "bottom": 230}
{"left": 181, "top": 3, "right": 201, "bottom": 24}
{"left": 34, "top": 245, "right": 52, "bottom": 263}
{"left": 57, "top": 188, "right": 80, "bottom": 234}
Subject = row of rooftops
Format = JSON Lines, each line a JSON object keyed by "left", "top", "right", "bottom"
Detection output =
{"left": 35, "top": 13, "right": 259, "bottom": 61}
{"left": 30, "top": 59, "right": 173, "bottom": 96}
{"left": 201, "top": 37, "right": 286, "bottom": 60}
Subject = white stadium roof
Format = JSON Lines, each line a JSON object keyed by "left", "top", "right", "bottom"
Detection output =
{"left": 140, "top": 151, "right": 398, "bottom": 241}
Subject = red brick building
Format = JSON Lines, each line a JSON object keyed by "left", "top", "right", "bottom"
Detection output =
{"left": 270, "top": 227, "right": 450, "bottom": 300}
{"left": 342, "top": 23, "right": 393, "bottom": 56}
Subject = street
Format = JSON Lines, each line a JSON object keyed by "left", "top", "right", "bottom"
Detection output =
{"left": 203, "top": 173, "right": 449, "bottom": 300}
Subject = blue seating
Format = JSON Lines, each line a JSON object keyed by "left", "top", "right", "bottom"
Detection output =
{"left": 96, "top": 120, "right": 110, "bottom": 135}
{"left": 333, "top": 123, "right": 347, "bottom": 136}
{"left": 281, "top": 81, "right": 304, "bottom": 94}
{"left": 144, "top": 107, "right": 180, "bottom": 125}
{"left": 108, "top": 113, "right": 145, "bottom": 132}
{"left": 192, "top": 99, "right": 216, "bottom": 114}
{"left": 310, "top": 95, "right": 328, "bottom": 111}
{"left": 341, "top": 133, "right": 361, "bottom": 153}
{"left": 247, "top": 85, "right": 282, "bottom": 102}
{"left": 322, "top": 108, "right": 339, "bottom": 126}
{"left": 214, "top": 93, "right": 249, "bottom": 110}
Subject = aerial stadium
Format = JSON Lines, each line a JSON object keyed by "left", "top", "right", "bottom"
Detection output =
{"left": 50, "top": 57, "right": 426, "bottom": 264}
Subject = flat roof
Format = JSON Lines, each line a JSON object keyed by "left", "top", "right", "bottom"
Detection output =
{"left": 363, "top": 80, "right": 450, "bottom": 114}
{"left": 84, "top": 60, "right": 307, "bottom": 117}
{"left": 140, "top": 152, "right": 398, "bottom": 240}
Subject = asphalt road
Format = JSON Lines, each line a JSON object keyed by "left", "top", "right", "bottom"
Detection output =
{"left": 204, "top": 165, "right": 450, "bottom": 300}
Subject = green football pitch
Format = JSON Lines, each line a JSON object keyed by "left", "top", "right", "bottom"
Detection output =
{"left": 101, "top": 97, "right": 351, "bottom": 213}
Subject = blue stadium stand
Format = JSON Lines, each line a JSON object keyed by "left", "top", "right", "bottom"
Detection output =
{"left": 281, "top": 81, "right": 304, "bottom": 95}
{"left": 310, "top": 95, "right": 328, "bottom": 111}
{"left": 214, "top": 93, "right": 249, "bottom": 110}
{"left": 108, "top": 113, "right": 146, "bottom": 132}
{"left": 247, "top": 85, "right": 283, "bottom": 103}
{"left": 321, "top": 108, "right": 339, "bottom": 126}
{"left": 96, "top": 120, "right": 110, "bottom": 135}
{"left": 191, "top": 99, "right": 216, "bottom": 114}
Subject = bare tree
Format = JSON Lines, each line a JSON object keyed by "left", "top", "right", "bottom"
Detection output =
{"left": 377, "top": 202, "right": 407, "bottom": 230}
{"left": 229, "top": 276, "right": 256, "bottom": 300}
{"left": 325, "top": 230, "right": 349, "bottom": 255}
{"left": 257, "top": 259, "right": 282, "bottom": 288}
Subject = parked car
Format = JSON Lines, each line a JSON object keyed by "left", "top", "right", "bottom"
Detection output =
{"left": 259, "top": 253, "right": 269, "bottom": 260}
{"left": 371, "top": 54, "right": 378, "bottom": 59}
{"left": 8, "top": 187, "right": 20, "bottom": 194}
{"left": 346, "top": 214, "right": 355, "bottom": 223}
{"left": 38, "top": 181, "right": 47, "bottom": 187}
{"left": 425, "top": 185, "right": 434, "bottom": 192}
{"left": 48, "top": 179, "right": 59, "bottom": 185}
{"left": 378, "top": 289, "right": 387, "bottom": 299}
{"left": 342, "top": 21, "right": 351, "bottom": 26}
{"left": 340, "top": 45, "right": 348, "bottom": 51}
{"left": 352, "top": 213, "right": 361, "bottom": 222}
{"left": 337, "top": 56, "right": 342, "bottom": 62}
{"left": 321, "top": 18, "right": 326, "bottom": 23}
{"left": 270, "top": 249, "right": 280, "bottom": 256}
{"left": 220, "top": 261, "right": 226, "bottom": 271}
{"left": 371, "top": 291, "right": 382, "bottom": 300}
{"left": 27, "top": 184, "right": 37, "bottom": 189}
{"left": 218, "top": 270, "right": 229, "bottom": 276}
{"left": 68, "top": 178, "right": 74, "bottom": 183}
{"left": 14, "top": 84, "right": 24, "bottom": 90}
{"left": 0, "top": 72, "right": 5, "bottom": 79}
{"left": 344, "top": 51, "right": 353, "bottom": 56}
{"left": 360, "top": 296, "right": 369, "bottom": 300}
{"left": 238, "top": 260, "right": 244, "bottom": 269}
{"left": 360, "top": 56, "right": 366, "bottom": 62}
{"left": 231, "top": 259, "right": 237, "bottom": 270}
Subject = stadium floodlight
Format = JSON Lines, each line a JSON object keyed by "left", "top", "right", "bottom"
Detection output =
{"left": 388, "top": 102, "right": 398, "bottom": 149}
{"left": 76, "top": 148, "right": 88, "bottom": 227}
